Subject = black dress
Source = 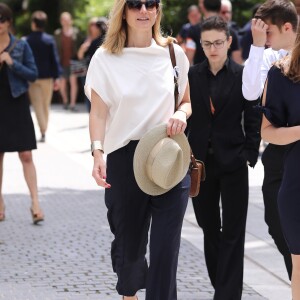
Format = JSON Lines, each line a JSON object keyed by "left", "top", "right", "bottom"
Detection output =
{"left": 264, "top": 66, "right": 300, "bottom": 254}
{"left": 0, "top": 64, "right": 36, "bottom": 152}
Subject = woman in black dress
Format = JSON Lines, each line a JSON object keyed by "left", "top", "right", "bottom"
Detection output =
{"left": 0, "top": 3, "right": 44, "bottom": 224}
{"left": 261, "top": 34, "right": 300, "bottom": 300}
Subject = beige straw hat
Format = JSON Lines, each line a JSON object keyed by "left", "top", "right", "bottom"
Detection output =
{"left": 133, "top": 123, "right": 190, "bottom": 196}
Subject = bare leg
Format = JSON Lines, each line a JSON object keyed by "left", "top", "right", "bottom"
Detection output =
{"left": 292, "top": 254, "right": 300, "bottom": 300}
{"left": 69, "top": 74, "right": 78, "bottom": 108}
{"left": 59, "top": 77, "right": 69, "bottom": 106}
{"left": 18, "top": 151, "right": 42, "bottom": 214}
{"left": 0, "top": 153, "right": 5, "bottom": 220}
{"left": 123, "top": 297, "right": 137, "bottom": 300}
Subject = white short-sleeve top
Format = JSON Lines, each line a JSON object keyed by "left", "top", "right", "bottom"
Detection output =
{"left": 85, "top": 39, "right": 189, "bottom": 154}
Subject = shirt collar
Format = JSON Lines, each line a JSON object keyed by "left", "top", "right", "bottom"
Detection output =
{"left": 204, "top": 58, "right": 229, "bottom": 75}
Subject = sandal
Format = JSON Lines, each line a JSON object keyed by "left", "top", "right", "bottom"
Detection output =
{"left": 30, "top": 207, "right": 44, "bottom": 224}
{"left": 0, "top": 209, "right": 5, "bottom": 222}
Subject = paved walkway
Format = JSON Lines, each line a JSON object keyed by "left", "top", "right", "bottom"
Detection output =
{"left": 0, "top": 104, "right": 291, "bottom": 300}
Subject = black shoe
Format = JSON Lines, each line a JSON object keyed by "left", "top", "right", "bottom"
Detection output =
{"left": 39, "top": 134, "right": 45, "bottom": 143}
{"left": 69, "top": 106, "right": 78, "bottom": 112}
{"left": 63, "top": 104, "right": 69, "bottom": 110}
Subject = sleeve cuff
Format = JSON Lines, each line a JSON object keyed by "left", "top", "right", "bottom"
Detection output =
{"left": 248, "top": 45, "right": 265, "bottom": 60}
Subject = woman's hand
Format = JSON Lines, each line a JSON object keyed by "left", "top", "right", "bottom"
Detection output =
{"left": 0, "top": 52, "right": 13, "bottom": 66}
{"left": 77, "top": 40, "right": 91, "bottom": 60}
{"left": 167, "top": 110, "right": 187, "bottom": 136}
{"left": 92, "top": 152, "right": 111, "bottom": 188}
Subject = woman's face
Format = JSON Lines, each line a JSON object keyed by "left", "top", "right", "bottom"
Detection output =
{"left": 0, "top": 17, "right": 10, "bottom": 36}
{"left": 60, "top": 13, "right": 72, "bottom": 28}
{"left": 124, "top": 1, "right": 158, "bottom": 34}
{"left": 201, "top": 29, "right": 232, "bottom": 64}
{"left": 89, "top": 23, "right": 101, "bottom": 39}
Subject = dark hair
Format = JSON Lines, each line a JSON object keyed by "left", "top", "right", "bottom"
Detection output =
{"left": 255, "top": 0, "right": 298, "bottom": 32}
{"left": 201, "top": 15, "right": 230, "bottom": 38}
{"left": 95, "top": 17, "right": 108, "bottom": 35}
{"left": 0, "top": 3, "right": 13, "bottom": 23}
{"left": 203, "top": 0, "right": 221, "bottom": 13}
{"left": 31, "top": 11, "right": 48, "bottom": 30}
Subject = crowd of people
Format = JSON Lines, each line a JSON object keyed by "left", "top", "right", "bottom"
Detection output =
{"left": 0, "top": 4, "right": 107, "bottom": 225}
{"left": 1, "top": 0, "right": 300, "bottom": 299}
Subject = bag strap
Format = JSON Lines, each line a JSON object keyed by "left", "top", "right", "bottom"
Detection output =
{"left": 168, "top": 43, "right": 179, "bottom": 111}
{"left": 168, "top": 42, "right": 200, "bottom": 166}
{"left": 190, "top": 151, "right": 198, "bottom": 168}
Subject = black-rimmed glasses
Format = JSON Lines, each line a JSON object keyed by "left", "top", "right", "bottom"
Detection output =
{"left": 126, "top": 0, "right": 159, "bottom": 11}
{"left": 201, "top": 38, "right": 227, "bottom": 50}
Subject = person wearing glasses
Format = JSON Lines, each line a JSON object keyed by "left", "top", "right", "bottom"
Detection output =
{"left": 0, "top": 3, "right": 44, "bottom": 224}
{"left": 85, "top": 0, "right": 191, "bottom": 299}
{"left": 185, "top": 0, "right": 241, "bottom": 65}
{"left": 187, "top": 16, "right": 260, "bottom": 300}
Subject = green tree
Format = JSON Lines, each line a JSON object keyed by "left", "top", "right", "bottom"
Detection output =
{"left": 6, "top": 0, "right": 265, "bottom": 37}
{"left": 73, "top": 0, "right": 112, "bottom": 32}
{"left": 162, "top": 0, "right": 197, "bottom": 36}
{"left": 231, "top": 0, "right": 264, "bottom": 27}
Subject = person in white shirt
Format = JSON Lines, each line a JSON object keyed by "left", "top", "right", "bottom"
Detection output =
{"left": 85, "top": 1, "right": 191, "bottom": 299}
{"left": 242, "top": 0, "right": 298, "bottom": 281}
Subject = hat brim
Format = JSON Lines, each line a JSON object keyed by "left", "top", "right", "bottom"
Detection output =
{"left": 133, "top": 123, "right": 190, "bottom": 196}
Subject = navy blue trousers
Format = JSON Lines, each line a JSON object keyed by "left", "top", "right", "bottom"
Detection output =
{"left": 105, "top": 141, "right": 190, "bottom": 299}
{"left": 261, "top": 144, "right": 292, "bottom": 279}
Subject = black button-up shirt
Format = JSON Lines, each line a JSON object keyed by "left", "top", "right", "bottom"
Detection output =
{"left": 205, "top": 58, "right": 229, "bottom": 113}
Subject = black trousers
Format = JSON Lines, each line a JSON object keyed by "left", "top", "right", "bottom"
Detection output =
{"left": 105, "top": 141, "right": 190, "bottom": 300}
{"left": 192, "top": 154, "right": 248, "bottom": 300}
{"left": 261, "top": 144, "right": 292, "bottom": 279}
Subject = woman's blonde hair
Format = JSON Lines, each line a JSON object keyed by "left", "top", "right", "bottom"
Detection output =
{"left": 276, "top": 31, "right": 300, "bottom": 83}
{"left": 102, "top": 0, "right": 174, "bottom": 54}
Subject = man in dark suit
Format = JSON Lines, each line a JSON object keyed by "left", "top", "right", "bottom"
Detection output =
{"left": 26, "top": 10, "right": 61, "bottom": 143}
{"left": 187, "top": 16, "right": 261, "bottom": 300}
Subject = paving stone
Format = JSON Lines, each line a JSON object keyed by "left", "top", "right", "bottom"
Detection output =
{"left": 0, "top": 189, "right": 265, "bottom": 300}
{"left": 0, "top": 105, "right": 267, "bottom": 300}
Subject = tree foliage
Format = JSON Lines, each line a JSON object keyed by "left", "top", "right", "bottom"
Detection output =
{"left": 161, "top": 0, "right": 196, "bottom": 36}
{"left": 73, "top": 0, "right": 112, "bottom": 32}
{"left": 7, "top": 0, "right": 264, "bottom": 37}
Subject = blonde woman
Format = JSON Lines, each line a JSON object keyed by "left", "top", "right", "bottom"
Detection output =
{"left": 85, "top": 0, "right": 191, "bottom": 299}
